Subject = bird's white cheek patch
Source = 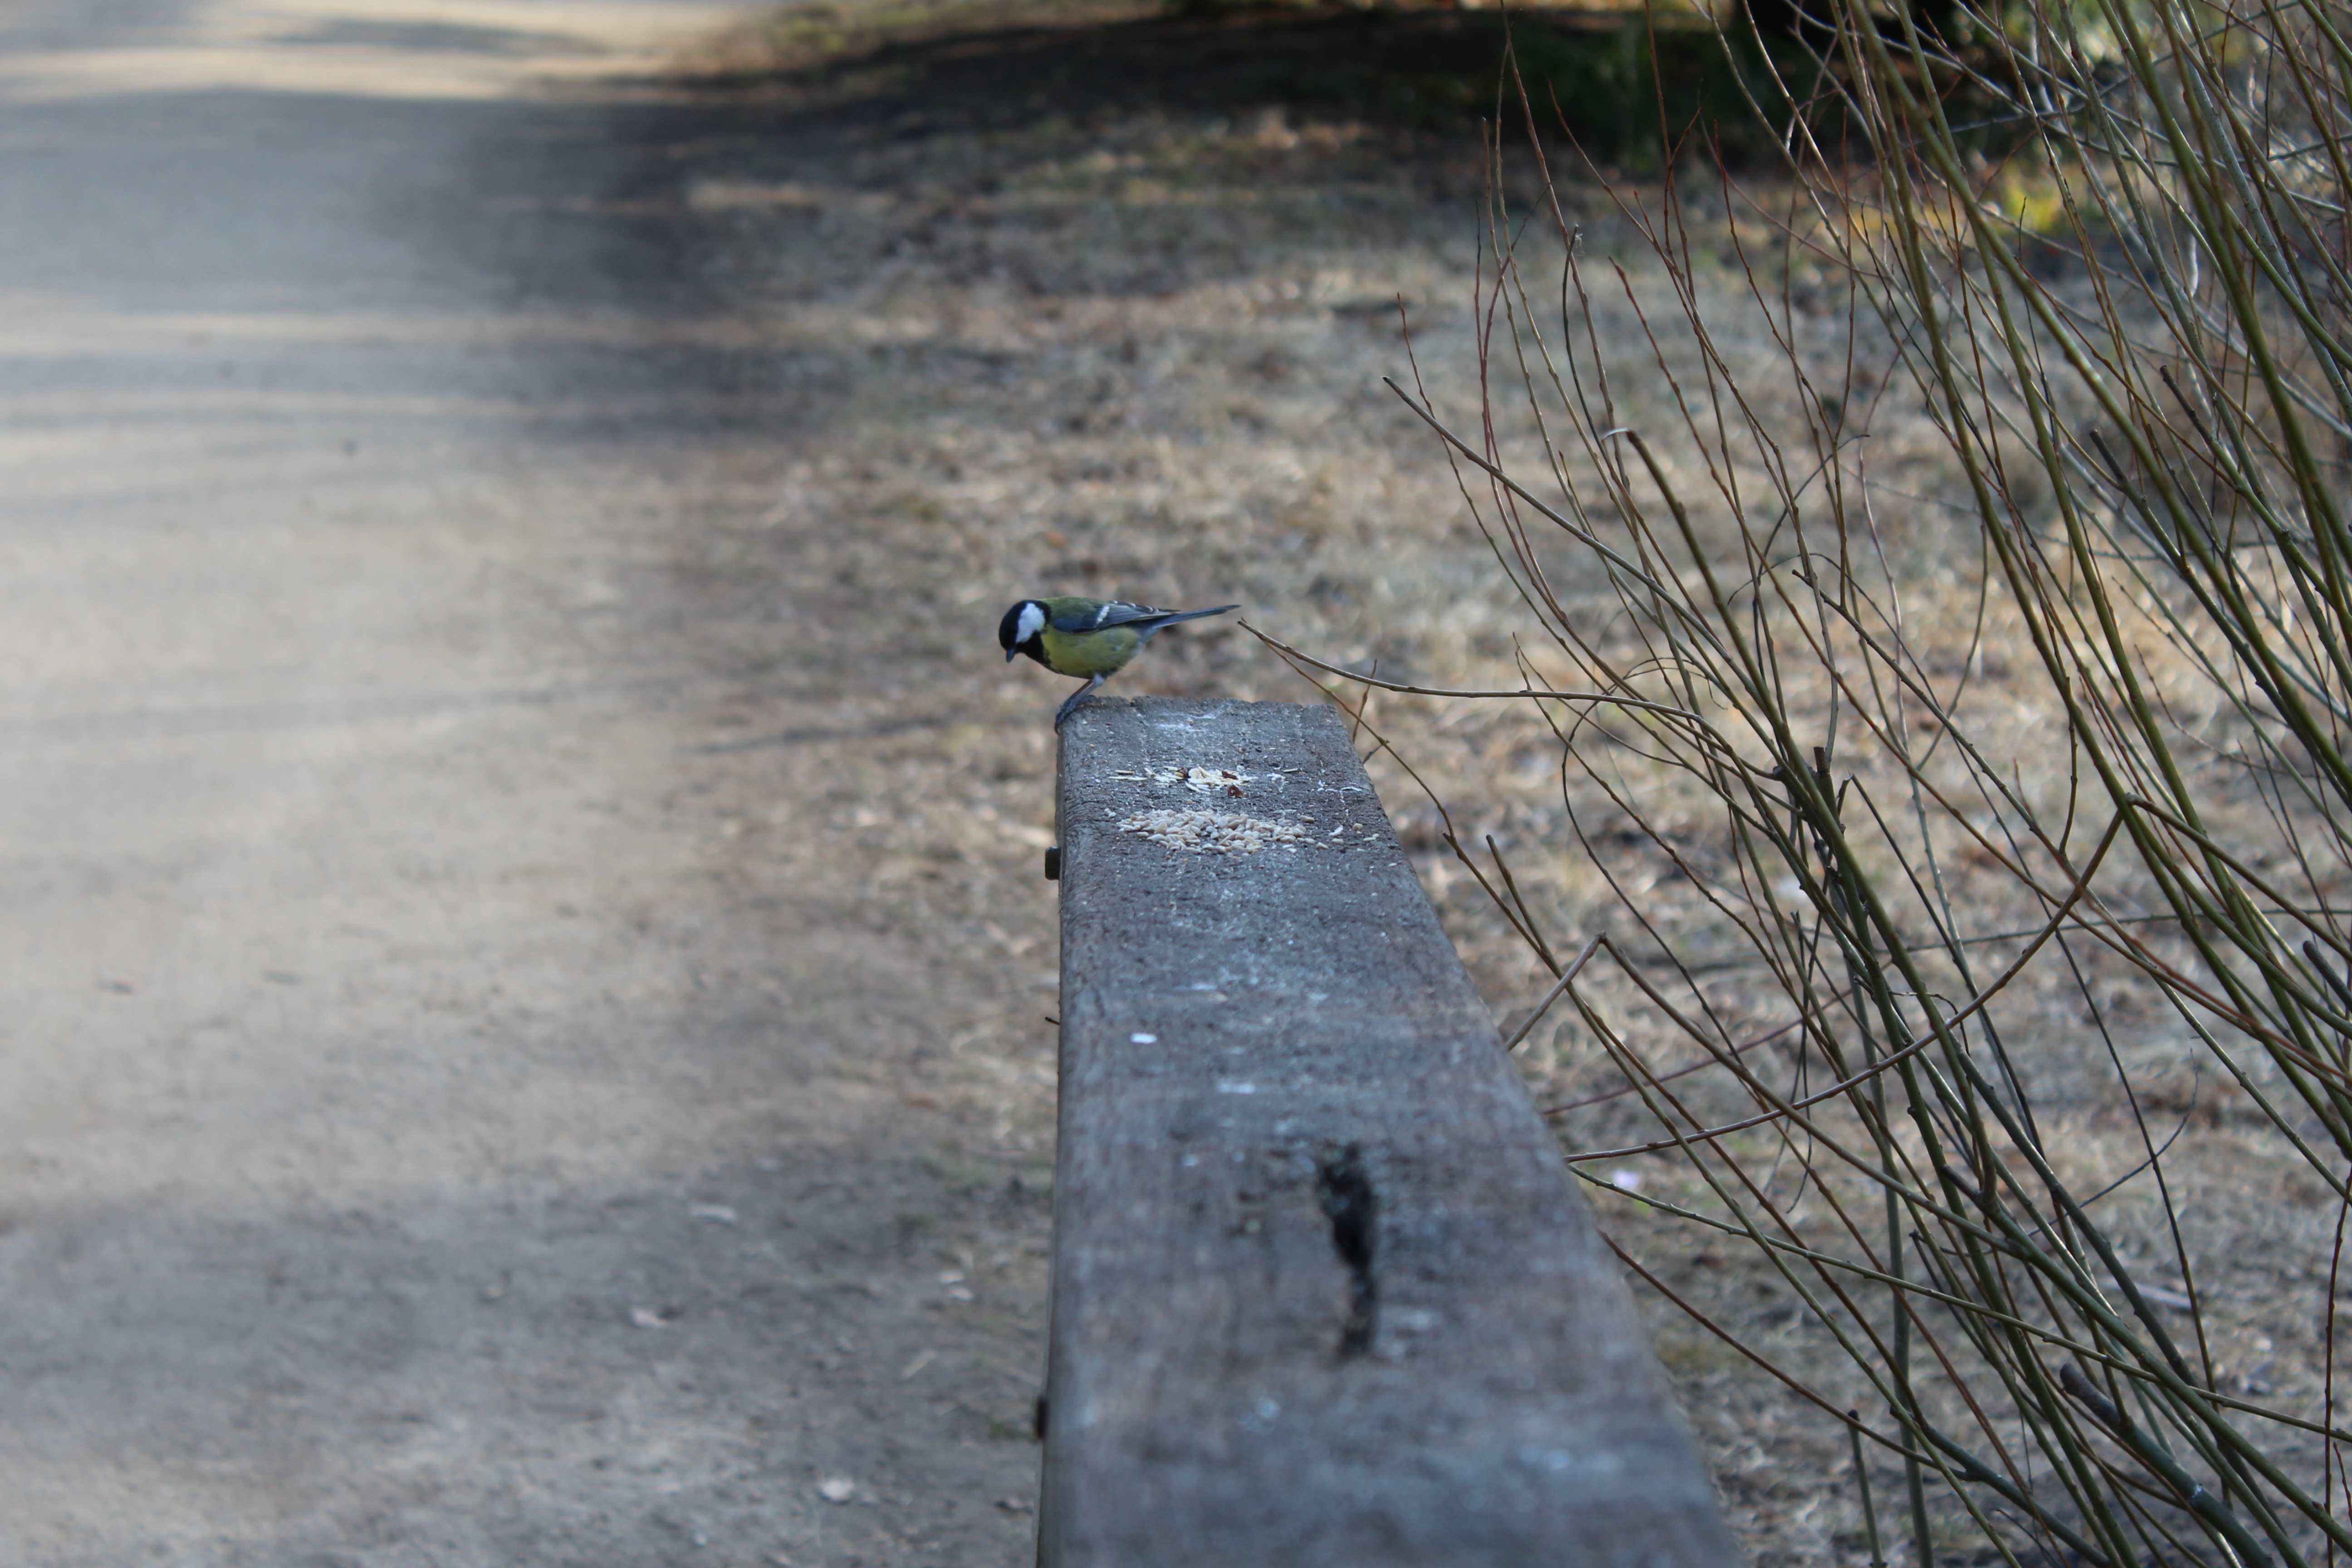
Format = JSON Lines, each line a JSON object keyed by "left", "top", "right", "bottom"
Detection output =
{"left": 1015, "top": 604, "right": 1045, "bottom": 644}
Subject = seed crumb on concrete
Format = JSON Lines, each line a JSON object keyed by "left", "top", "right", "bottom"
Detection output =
{"left": 1117, "top": 808, "right": 1307, "bottom": 853}
{"left": 1114, "top": 765, "right": 1254, "bottom": 793}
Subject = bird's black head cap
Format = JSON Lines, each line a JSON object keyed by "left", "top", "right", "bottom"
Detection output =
{"left": 1000, "top": 600, "right": 1049, "bottom": 664}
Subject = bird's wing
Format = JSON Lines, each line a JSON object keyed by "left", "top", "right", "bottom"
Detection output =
{"left": 1049, "top": 600, "right": 1169, "bottom": 633}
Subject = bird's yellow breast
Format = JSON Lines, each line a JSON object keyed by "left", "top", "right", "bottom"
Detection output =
{"left": 1037, "top": 624, "right": 1142, "bottom": 678}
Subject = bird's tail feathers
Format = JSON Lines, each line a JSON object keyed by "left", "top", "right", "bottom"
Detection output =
{"left": 1157, "top": 603, "right": 1240, "bottom": 625}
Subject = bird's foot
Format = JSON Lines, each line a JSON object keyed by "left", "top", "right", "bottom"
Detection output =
{"left": 1053, "top": 678, "right": 1104, "bottom": 730}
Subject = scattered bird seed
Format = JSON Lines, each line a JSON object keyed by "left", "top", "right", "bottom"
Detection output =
{"left": 1118, "top": 808, "right": 1305, "bottom": 853}
{"left": 1115, "top": 765, "right": 1253, "bottom": 793}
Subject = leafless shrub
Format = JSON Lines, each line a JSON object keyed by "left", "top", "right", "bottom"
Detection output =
{"left": 1262, "top": 0, "right": 2352, "bottom": 1560}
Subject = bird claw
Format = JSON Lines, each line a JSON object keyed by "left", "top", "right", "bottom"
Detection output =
{"left": 1054, "top": 679, "right": 1103, "bottom": 730}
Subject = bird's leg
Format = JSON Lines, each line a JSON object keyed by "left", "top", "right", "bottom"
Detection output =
{"left": 1054, "top": 675, "right": 1105, "bottom": 729}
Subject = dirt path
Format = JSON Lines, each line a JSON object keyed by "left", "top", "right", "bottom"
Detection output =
{"left": 0, "top": 5, "right": 1061, "bottom": 1564}
{"left": 2, "top": 0, "right": 1753, "bottom": 1555}
{"left": 19, "top": 10, "right": 2308, "bottom": 1566}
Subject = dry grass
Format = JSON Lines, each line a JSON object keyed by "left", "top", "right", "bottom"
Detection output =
{"left": 648, "top": 3, "right": 2350, "bottom": 1560}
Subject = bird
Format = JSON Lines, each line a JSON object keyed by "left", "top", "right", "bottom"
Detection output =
{"left": 998, "top": 595, "right": 1240, "bottom": 727}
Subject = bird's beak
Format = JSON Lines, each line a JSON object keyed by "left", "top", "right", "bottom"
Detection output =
{"left": 1004, "top": 647, "right": 1019, "bottom": 662}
